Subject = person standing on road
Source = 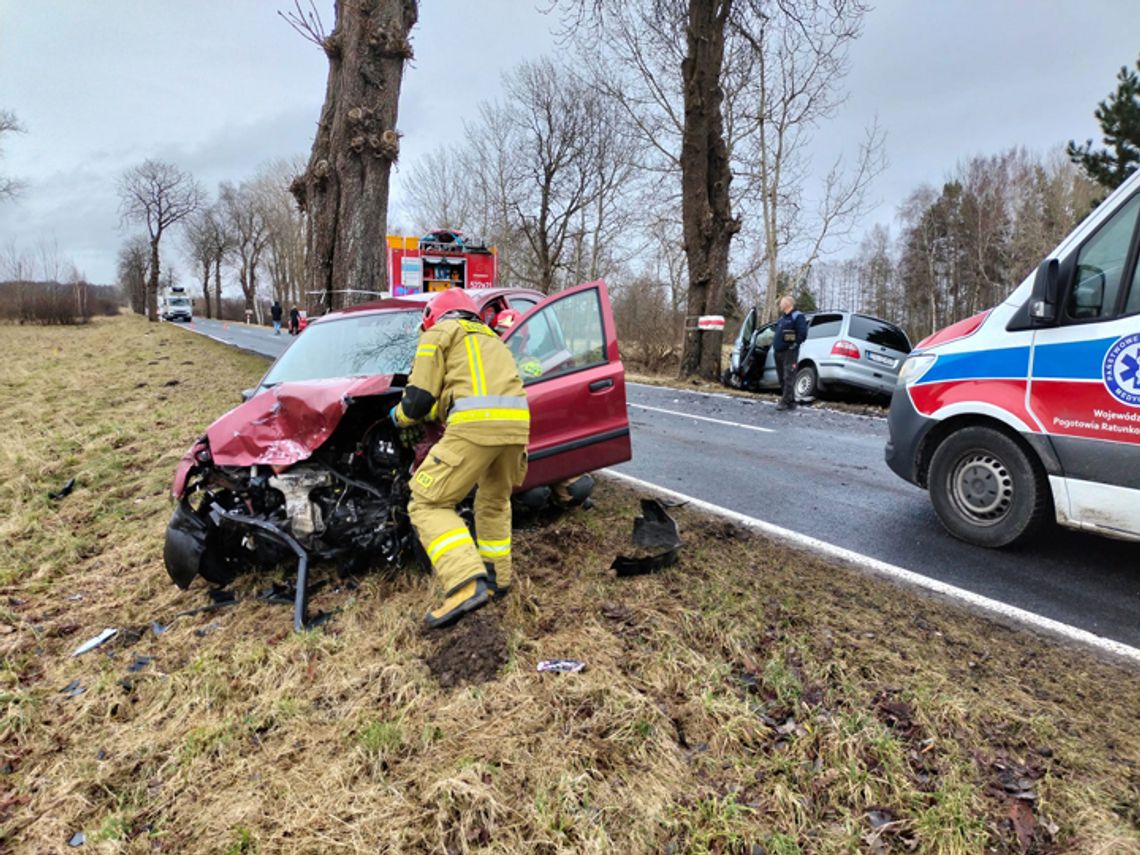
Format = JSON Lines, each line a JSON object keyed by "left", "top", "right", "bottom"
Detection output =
{"left": 773, "top": 295, "right": 808, "bottom": 411}
{"left": 391, "top": 289, "right": 531, "bottom": 629}
{"left": 289, "top": 305, "right": 300, "bottom": 336}
{"left": 271, "top": 300, "right": 283, "bottom": 335}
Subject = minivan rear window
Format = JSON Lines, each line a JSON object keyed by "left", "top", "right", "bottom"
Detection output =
{"left": 848, "top": 315, "right": 911, "bottom": 354}
{"left": 807, "top": 314, "right": 843, "bottom": 339}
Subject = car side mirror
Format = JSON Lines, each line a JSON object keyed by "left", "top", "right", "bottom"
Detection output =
{"left": 1028, "top": 258, "right": 1060, "bottom": 326}
{"left": 240, "top": 388, "right": 255, "bottom": 402}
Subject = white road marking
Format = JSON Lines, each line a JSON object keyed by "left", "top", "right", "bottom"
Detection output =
{"left": 626, "top": 380, "right": 888, "bottom": 421}
{"left": 600, "top": 469, "right": 1140, "bottom": 666}
{"left": 629, "top": 403, "right": 776, "bottom": 434}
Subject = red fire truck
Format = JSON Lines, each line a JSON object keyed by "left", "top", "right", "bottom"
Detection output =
{"left": 386, "top": 229, "right": 497, "bottom": 296}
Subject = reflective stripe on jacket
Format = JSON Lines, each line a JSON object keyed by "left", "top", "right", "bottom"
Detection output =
{"left": 396, "top": 316, "right": 530, "bottom": 446}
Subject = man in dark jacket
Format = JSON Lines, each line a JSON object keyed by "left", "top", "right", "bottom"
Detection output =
{"left": 772, "top": 295, "right": 808, "bottom": 410}
{"left": 270, "top": 300, "right": 283, "bottom": 335}
{"left": 289, "top": 306, "right": 300, "bottom": 335}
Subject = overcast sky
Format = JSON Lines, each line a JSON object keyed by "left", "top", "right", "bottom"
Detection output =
{"left": 0, "top": 0, "right": 1136, "bottom": 286}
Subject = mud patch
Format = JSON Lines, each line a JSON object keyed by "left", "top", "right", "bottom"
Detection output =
{"left": 423, "top": 608, "right": 508, "bottom": 688}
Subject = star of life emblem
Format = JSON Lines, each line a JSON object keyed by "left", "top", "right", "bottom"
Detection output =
{"left": 1103, "top": 332, "right": 1140, "bottom": 407}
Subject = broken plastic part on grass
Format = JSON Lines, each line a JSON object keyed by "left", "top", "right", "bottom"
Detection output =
{"left": 49, "top": 477, "right": 76, "bottom": 500}
{"left": 611, "top": 498, "right": 682, "bottom": 576}
{"left": 70, "top": 628, "right": 117, "bottom": 657}
{"left": 537, "top": 659, "right": 586, "bottom": 673}
{"left": 68, "top": 831, "right": 85, "bottom": 847}
{"left": 632, "top": 498, "right": 681, "bottom": 550}
{"left": 127, "top": 653, "right": 152, "bottom": 673}
{"left": 60, "top": 679, "right": 85, "bottom": 698}
{"left": 612, "top": 549, "right": 679, "bottom": 577}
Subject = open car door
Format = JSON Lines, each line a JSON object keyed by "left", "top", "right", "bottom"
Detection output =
{"left": 504, "top": 280, "right": 632, "bottom": 489}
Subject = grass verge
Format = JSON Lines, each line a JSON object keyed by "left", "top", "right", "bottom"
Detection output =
{"left": 1, "top": 316, "right": 1137, "bottom": 853}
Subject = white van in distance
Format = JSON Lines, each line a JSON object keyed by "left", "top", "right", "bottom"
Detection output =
{"left": 887, "top": 168, "right": 1140, "bottom": 547}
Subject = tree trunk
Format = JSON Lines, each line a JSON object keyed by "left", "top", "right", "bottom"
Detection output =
{"left": 213, "top": 255, "right": 223, "bottom": 320}
{"left": 292, "top": 0, "right": 418, "bottom": 309}
{"left": 200, "top": 263, "right": 212, "bottom": 319}
{"left": 678, "top": 0, "right": 740, "bottom": 379}
{"left": 147, "top": 237, "right": 161, "bottom": 322}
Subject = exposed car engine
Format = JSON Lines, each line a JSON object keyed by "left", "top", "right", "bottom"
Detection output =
{"left": 163, "top": 395, "right": 425, "bottom": 626}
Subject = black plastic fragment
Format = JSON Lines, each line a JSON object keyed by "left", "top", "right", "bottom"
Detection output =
{"left": 49, "top": 478, "right": 76, "bottom": 501}
{"left": 127, "top": 653, "right": 152, "bottom": 673}
{"left": 632, "top": 498, "right": 682, "bottom": 550}
{"left": 612, "top": 549, "right": 679, "bottom": 577}
{"left": 61, "top": 679, "right": 86, "bottom": 698}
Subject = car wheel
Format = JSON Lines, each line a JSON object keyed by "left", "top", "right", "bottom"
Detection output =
{"left": 793, "top": 364, "right": 818, "bottom": 400}
{"left": 927, "top": 426, "right": 1050, "bottom": 548}
{"left": 721, "top": 368, "right": 740, "bottom": 388}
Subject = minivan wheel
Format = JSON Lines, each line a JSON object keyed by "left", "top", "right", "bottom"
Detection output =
{"left": 927, "top": 426, "right": 1050, "bottom": 548}
{"left": 721, "top": 368, "right": 740, "bottom": 388}
{"left": 793, "top": 364, "right": 818, "bottom": 399}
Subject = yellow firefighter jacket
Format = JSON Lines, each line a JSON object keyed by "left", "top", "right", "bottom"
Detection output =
{"left": 394, "top": 316, "right": 530, "bottom": 446}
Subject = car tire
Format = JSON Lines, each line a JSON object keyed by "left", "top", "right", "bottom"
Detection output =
{"left": 793, "top": 364, "right": 818, "bottom": 400}
{"left": 927, "top": 426, "right": 1050, "bottom": 548}
{"left": 721, "top": 368, "right": 740, "bottom": 389}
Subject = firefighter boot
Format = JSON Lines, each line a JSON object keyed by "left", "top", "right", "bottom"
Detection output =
{"left": 484, "top": 562, "right": 509, "bottom": 600}
{"left": 425, "top": 578, "right": 490, "bottom": 629}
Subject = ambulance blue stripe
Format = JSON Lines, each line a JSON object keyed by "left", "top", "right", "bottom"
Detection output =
{"left": 918, "top": 346, "right": 1031, "bottom": 383}
{"left": 1031, "top": 337, "right": 1116, "bottom": 380}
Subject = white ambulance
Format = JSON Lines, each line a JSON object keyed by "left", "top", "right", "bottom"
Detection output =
{"left": 887, "top": 169, "right": 1140, "bottom": 547}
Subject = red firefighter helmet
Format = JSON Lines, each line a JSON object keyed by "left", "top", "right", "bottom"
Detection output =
{"left": 421, "top": 288, "right": 479, "bottom": 331}
{"left": 492, "top": 308, "right": 521, "bottom": 335}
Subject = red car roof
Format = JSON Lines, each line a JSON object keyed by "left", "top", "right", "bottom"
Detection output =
{"left": 307, "top": 287, "right": 543, "bottom": 325}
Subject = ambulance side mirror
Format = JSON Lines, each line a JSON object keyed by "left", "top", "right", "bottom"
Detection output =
{"left": 1028, "top": 258, "right": 1060, "bottom": 326}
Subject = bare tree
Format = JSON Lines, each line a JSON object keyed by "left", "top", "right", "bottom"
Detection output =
{"left": 0, "top": 110, "right": 23, "bottom": 201}
{"left": 289, "top": 0, "right": 418, "bottom": 309}
{"left": 730, "top": 0, "right": 884, "bottom": 321}
{"left": 220, "top": 181, "right": 270, "bottom": 315}
{"left": 555, "top": 0, "right": 743, "bottom": 379}
{"left": 182, "top": 205, "right": 222, "bottom": 318}
{"left": 117, "top": 236, "right": 151, "bottom": 315}
{"left": 253, "top": 158, "right": 307, "bottom": 307}
{"left": 118, "top": 159, "right": 203, "bottom": 321}
{"left": 404, "top": 145, "right": 476, "bottom": 233}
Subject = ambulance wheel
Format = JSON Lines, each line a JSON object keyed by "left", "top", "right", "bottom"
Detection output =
{"left": 794, "top": 364, "right": 818, "bottom": 399}
{"left": 927, "top": 426, "right": 1050, "bottom": 548}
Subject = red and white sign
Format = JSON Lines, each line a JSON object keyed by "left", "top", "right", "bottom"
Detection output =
{"left": 697, "top": 315, "right": 726, "bottom": 331}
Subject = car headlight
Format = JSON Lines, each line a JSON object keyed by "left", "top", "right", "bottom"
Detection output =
{"left": 897, "top": 353, "right": 937, "bottom": 386}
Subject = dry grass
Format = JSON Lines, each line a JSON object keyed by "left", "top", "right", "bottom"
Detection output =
{"left": 1, "top": 316, "right": 1138, "bottom": 853}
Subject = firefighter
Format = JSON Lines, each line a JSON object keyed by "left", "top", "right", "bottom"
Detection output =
{"left": 391, "top": 289, "right": 531, "bottom": 629}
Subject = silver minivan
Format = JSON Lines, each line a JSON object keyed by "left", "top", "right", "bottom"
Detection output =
{"left": 723, "top": 309, "right": 912, "bottom": 400}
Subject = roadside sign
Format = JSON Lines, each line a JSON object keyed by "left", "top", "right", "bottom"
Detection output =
{"left": 698, "top": 315, "right": 725, "bottom": 331}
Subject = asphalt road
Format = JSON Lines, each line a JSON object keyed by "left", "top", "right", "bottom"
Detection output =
{"left": 177, "top": 317, "right": 1140, "bottom": 648}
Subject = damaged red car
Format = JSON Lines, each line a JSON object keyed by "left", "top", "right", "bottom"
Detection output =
{"left": 163, "top": 281, "right": 632, "bottom": 628}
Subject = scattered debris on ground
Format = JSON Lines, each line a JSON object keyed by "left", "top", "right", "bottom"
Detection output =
{"left": 1, "top": 317, "right": 1137, "bottom": 853}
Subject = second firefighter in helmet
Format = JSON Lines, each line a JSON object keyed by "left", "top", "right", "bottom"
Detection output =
{"left": 391, "top": 289, "right": 530, "bottom": 628}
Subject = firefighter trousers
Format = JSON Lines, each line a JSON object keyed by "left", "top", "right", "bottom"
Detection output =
{"left": 408, "top": 433, "right": 528, "bottom": 596}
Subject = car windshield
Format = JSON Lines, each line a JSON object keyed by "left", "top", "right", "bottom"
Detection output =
{"left": 169, "top": 298, "right": 190, "bottom": 307}
{"left": 260, "top": 310, "right": 422, "bottom": 386}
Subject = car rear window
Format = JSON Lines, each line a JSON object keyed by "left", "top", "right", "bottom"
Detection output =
{"left": 807, "top": 314, "right": 843, "bottom": 339}
{"left": 848, "top": 315, "right": 911, "bottom": 353}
